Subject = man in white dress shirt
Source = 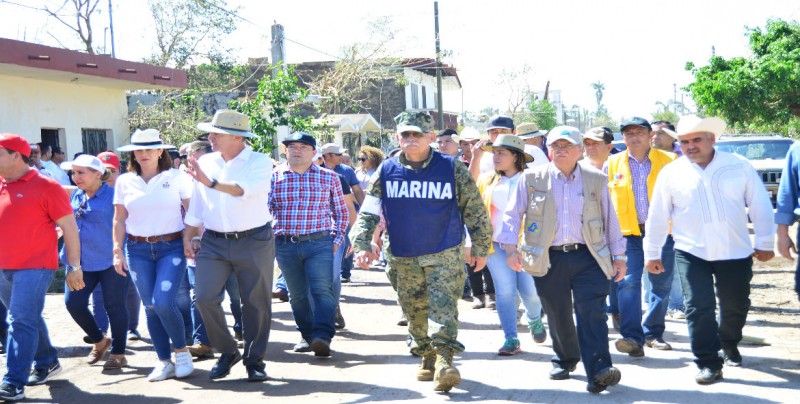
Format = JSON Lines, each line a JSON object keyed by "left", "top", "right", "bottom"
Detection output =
{"left": 516, "top": 122, "right": 549, "bottom": 169}
{"left": 183, "top": 110, "right": 275, "bottom": 382}
{"left": 643, "top": 115, "right": 775, "bottom": 385}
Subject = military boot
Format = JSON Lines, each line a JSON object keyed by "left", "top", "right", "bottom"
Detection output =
{"left": 433, "top": 350, "right": 461, "bottom": 392}
{"left": 416, "top": 351, "right": 436, "bottom": 381}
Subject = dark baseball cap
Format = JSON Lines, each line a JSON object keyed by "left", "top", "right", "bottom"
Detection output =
{"left": 282, "top": 131, "right": 317, "bottom": 148}
{"left": 620, "top": 117, "right": 652, "bottom": 133}
{"left": 486, "top": 115, "right": 515, "bottom": 131}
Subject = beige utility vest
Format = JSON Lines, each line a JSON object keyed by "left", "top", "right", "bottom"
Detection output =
{"left": 518, "top": 164, "right": 615, "bottom": 279}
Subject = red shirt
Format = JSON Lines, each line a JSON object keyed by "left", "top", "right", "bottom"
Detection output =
{"left": 0, "top": 169, "right": 73, "bottom": 270}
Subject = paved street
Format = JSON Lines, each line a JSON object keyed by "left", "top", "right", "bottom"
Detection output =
{"left": 3, "top": 267, "right": 799, "bottom": 403}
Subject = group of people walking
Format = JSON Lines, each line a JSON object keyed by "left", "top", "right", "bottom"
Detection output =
{"left": 0, "top": 103, "right": 795, "bottom": 401}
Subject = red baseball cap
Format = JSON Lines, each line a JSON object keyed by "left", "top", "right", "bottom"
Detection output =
{"left": 0, "top": 133, "right": 31, "bottom": 157}
{"left": 97, "top": 151, "right": 120, "bottom": 170}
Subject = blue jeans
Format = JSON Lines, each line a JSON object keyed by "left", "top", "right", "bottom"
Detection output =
{"left": 676, "top": 250, "right": 752, "bottom": 370}
{"left": 615, "top": 235, "right": 675, "bottom": 343}
{"left": 91, "top": 276, "right": 141, "bottom": 333}
{"left": 176, "top": 271, "right": 192, "bottom": 345}
{"left": 486, "top": 243, "right": 542, "bottom": 339}
{"left": 125, "top": 238, "right": 187, "bottom": 360}
{"left": 668, "top": 260, "right": 685, "bottom": 311}
{"left": 0, "top": 300, "right": 7, "bottom": 345}
{"left": 275, "top": 235, "right": 336, "bottom": 342}
{"left": 340, "top": 229, "right": 353, "bottom": 279}
{"left": 65, "top": 266, "right": 129, "bottom": 354}
{"left": 0, "top": 269, "right": 58, "bottom": 388}
{"left": 187, "top": 265, "right": 242, "bottom": 345}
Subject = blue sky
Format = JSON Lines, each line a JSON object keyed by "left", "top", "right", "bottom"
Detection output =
{"left": 2, "top": 0, "right": 798, "bottom": 122}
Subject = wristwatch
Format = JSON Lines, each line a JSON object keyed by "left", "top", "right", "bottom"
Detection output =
{"left": 209, "top": 179, "right": 219, "bottom": 189}
{"left": 66, "top": 265, "right": 82, "bottom": 273}
{"left": 612, "top": 255, "right": 627, "bottom": 262}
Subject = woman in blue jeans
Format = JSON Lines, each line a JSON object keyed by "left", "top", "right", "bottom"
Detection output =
{"left": 61, "top": 155, "right": 129, "bottom": 369}
{"left": 112, "top": 129, "right": 194, "bottom": 381}
{"left": 476, "top": 135, "right": 546, "bottom": 355}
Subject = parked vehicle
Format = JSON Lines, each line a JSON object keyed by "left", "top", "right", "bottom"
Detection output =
{"left": 715, "top": 134, "right": 795, "bottom": 205}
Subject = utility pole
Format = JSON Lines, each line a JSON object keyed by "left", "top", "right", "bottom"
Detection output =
{"left": 108, "top": 0, "right": 115, "bottom": 57}
{"left": 434, "top": 1, "right": 444, "bottom": 130}
{"left": 673, "top": 83, "right": 677, "bottom": 113}
{"left": 271, "top": 22, "right": 286, "bottom": 78}
{"left": 270, "top": 22, "right": 289, "bottom": 159}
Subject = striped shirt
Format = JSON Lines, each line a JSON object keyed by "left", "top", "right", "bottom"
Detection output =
{"left": 628, "top": 151, "right": 652, "bottom": 224}
{"left": 550, "top": 164, "right": 586, "bottom": 245}
{"left": 498, "top": 163, "right": 625, "bottom": 255}
{"left": 269, "top": 164, "right": 349, "bottom": 246}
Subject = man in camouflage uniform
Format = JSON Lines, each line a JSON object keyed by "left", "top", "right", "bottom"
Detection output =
{"left": 352, "top": 112, "right": 492, "bottom": 392}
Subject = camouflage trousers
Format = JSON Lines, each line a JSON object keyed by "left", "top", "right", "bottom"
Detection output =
{"left": 387, "top": 244, "right": 466, "bottom": 356}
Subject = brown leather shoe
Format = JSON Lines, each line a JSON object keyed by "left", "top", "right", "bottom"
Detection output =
{"left": 87, "top": 338, "right": 111, "bottom": 364}
{"left": 102, "top": 356, "right": 128, "bottom": 370}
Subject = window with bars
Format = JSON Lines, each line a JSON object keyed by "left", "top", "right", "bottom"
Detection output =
{"left": 81, "top": 129, "right": 109, "bottom": 156}
{"left": 410, "top": 83, "right": 419, "bottom": 109}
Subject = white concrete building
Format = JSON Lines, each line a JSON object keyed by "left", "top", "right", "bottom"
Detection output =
{"left": 0, "top": 38, "right": 186, "bottom": 158}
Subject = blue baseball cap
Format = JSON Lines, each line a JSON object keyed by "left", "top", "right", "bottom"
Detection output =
{"left": 282, "top": 132, "right": 317, "bottom": 148}
{"left": 486, "top": 115, "right": 515, "bottom": 131}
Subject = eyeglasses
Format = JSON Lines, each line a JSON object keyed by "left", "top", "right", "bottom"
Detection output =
{"left": 400, "top": 131, "right": 426, "bottom": 139}
{"left": 550, "top": 143, "right": 579, "bottom": 151}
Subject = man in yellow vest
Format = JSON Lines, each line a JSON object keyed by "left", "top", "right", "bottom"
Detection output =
{"left": 606, "top": 117, "right": 677, "bottom": 357}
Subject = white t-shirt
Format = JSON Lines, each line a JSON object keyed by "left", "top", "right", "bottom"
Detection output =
{"left": 113, "top": 168, "right": 193, "bottom": 237}
{"left": 490, "top": 172, "right": 522, "bottom": 241}
{"left": 524, "top": 144, "right": 549, "bottom": 169}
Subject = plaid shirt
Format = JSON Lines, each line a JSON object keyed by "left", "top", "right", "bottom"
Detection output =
{"left": 269, "top": 164, "right": 349, "bottom": 246}
{"left": 628, "top": 152, "right": 652, "bottom": 224}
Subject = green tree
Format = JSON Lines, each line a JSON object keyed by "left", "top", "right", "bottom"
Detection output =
{"left": 128, "top": 90, "right": 208, "bottom": 147}
{"left": 147, "top": 0, "right": 238, "bottom": 69}
{"left": 528, "top": 99, "right": 558, "bottom": 131}
{"left": 652, "top": 101, "right": 680, "bottom": 124}
{"left": 686, "top": 19, "right": 800, "bottom": 133}
{"left": 229, "top": 65, "right": 319, "bottom": 154}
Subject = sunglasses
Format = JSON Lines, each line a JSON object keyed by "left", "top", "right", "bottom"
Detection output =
{"left": 400, "top": 131, "right": 426, "bottom": 139}
{"left": 358, "top": 157, "right": 367, "bottom": 162}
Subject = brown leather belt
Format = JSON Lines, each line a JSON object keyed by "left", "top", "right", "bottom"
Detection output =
{"left": 127, "top": 231, "right": 183, "bottom": 243}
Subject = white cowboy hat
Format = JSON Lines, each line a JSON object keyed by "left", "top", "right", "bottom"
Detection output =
{"left": 196, "top": 109, "right": 256, "bottom": 138}
{"left": 664, "top": 115, "right": 727, "bottom": 140}
{"left": 117, "top": 129, "right": 174, "bottom": 152}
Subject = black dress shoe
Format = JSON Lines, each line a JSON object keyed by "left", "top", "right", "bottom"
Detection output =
{"left": 246, "top": 365, "right": 268, "bottom": 382}
{"left": 723, "top": 347, "right": 742, "bottom": 367}
{"left": 209, "top": 351, "right": 242, "bottom": 380}
{"left": 311, "top": 338, "right": 331, "bottom": 357}
{"left": 549, "top": 364, "right": 577, "bottom": 380}
{"left": 587, "top": 366, "right": 621, "bottom": 393}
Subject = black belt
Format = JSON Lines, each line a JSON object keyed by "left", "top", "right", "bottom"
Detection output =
{"left": 206, "top": 224, "right": 270, "bottom": 240}
{"left": 550, "top": 243, "right": 586, "bottom": 252}
{"left": 276, "top": 230, "right": 330, "bottom": 243}
{"left": 638, "top": 224, "right": 646, "bottom": 233}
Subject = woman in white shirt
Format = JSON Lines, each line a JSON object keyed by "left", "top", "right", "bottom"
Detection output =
{"left": 112, "top": 129, "right": 194, "bottom": 382}
{"left": 476, "top": 135, "right": 546, "bottom": 356}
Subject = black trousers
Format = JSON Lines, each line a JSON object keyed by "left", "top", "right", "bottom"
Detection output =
{"left": 534, "top": 248, "right": 612, "bottom": 379}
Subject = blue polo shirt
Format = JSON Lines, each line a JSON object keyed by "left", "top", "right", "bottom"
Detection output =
{"left": 60, "top": 183, "right": 115, "bottom": 271}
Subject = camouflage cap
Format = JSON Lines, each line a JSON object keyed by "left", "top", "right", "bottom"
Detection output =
{"left": 394, "top": 111, "right": 434, "bottom": 133}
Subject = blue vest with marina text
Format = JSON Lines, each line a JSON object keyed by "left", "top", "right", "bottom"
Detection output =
{"left": 380, "top": 151, "right": 463, "bottom": 257}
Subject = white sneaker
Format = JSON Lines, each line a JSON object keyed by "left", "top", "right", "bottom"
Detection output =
{"left": 174, "top": 351, "right": 194, "bottom": 378}
{"left": 147, "top": 361, "right": 175, "bottom": 382}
